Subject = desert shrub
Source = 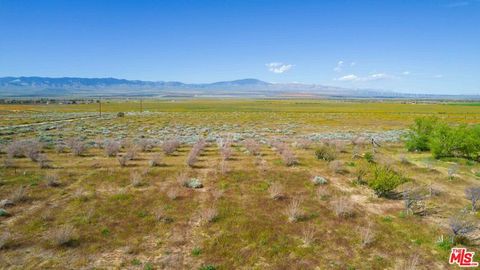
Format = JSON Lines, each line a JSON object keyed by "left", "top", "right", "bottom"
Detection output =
{"left": 331, "top": 197, "right": 354, "bottom": 218}
{"left": 465, "top": 186, "right": 480, "bottom": 212}
{"left": 447, "top": 164, "right": 458, "bottom": 180}
{"left": 0, "top": 232, "right": 12, "bottom": 249}
{"left": 449, "top": 213, "right": 476, "bottom": 244}
{"left": 368, "top": 165, "right": 407, "bottom": 197}
{"left": 37, "top": 154, "right": 51, "bottom": 169}
{"left": 45, "top": 173, "right": 61, "bottom": 187}
{"left": 186, "top": 139, "right": 206, "bottom": 167}
{"left": 162, "top": 139, "right": 180, "bottom": 155}
{"left": 353, "top": 164, "right": 368, "bottom": 184}
{"left": 331, "top": 140, "right": 347, "bottom": 153}
{"left": 154, "top": 208, "right": 173, "bottom": 223}
{"left": 73, "top": 188, "right": 93, "bottom": 201}
{"left": 125, "top": 145, "right": 139, "bottom": 160}
{"left": 54, "top": 142, "right": 68, "bottom": 153}
{"left": 0, "top": 199, "right": 13, "bottom": 208}
{"left": 148, "top": 154, "right": 163, "bottom": 167}
{"left": 6, "top": 139, "right": 42, "bottom": 160}
{"left": 0, "top": 208, "right": 9, "bottom": 217}
{"left": 137, "top": 138, "right": 155, "bottom": 152}
{"left": 186, "top": 149, "right": 198, "bottom": 167}
{"left": 402, "top": 188, "right": 425, "bottom": 215}
{"left": 104, "top": 140, "right": 121, "bottom": 157}
{"left": 281, "top": 148, "right": 298, "bottom": 166}
{"left": 220, "top": 144, "right": 233, "bottom": 161}
{"left": 199, "top": 265, "right": 217, "bottom": 270}
{"left": 399, "top": 155, "right": 410, "bottom": 165}
{"left": 285, "top": 198, "right": 304, "bottom": 222}
{"left": 184, "top": 178, "right": 203, "bottom": 189}
{"left": 200, "top": 207, "right": 218, "bottom": 223}
{"left": 270, "top": 140, "right": 285, "bottom": 152}
{"left": 11, "top": 186, "right": 27, "bottom": 204}
{"left": 352, "top": 136, "right": 368, "bottom": 146}
{"left": 210, "top": 189, "right": 224, "bottom": 201}
{"left": 360, "top": 223, "right": 375, "bottom": 248}
{"left": 243, "top": 139, "right": 260, "bottom": 155}
{"left": 117, "top": 155, "right": 128, "bottom": 167}
{"left": 24, "top": 141, "right": 42, "bottom": 162}
{"left": 167, "top": 187, "right": 180, "bottom": 200}
{"left": 329, "top": 160, "right": 346, "bottom": 174}
{"left": 6, "top": 140, "right": 27, "bottom": 158}
{"left": 401, "top": 255, "right": 420, "bottom": 270}
{"left": 315, "top": 145, "right": 337, "bottom": 161}
{"left": 352, "top": 145, "right": 361, "bottom": 159}
{"left": 50, "top": 225, "right": 77, "bottom": 247}
{"left": 312, "top": 176, "right": 328, "bottom": 186}
{"left": 117, "top": 112, "right": 125, "bottom": 117}
{"left": 405, "top": 116, "right": 439, "bottom": 152}
{"left": 130, "top": 171, "right": 143, "bottom": 187}
{"left": 316, "top": 186, "right": 330, "bottom": 200}
{"left": 301, "top": 225, "right": 317, "bottom": 246}
{"left": 293, "top": 139, "right": 312, "bottom": 149}
{"left": 364, "top": 151, "right": 375, "bottom": 163}
{"left": 268, "top": 182, "right": 285, "bottom": 200}
{"left": 66, "top": 138, "right": 87, "bottom": 156}
{"left": 3, "top": 158, "right": 15, "bottom": 168}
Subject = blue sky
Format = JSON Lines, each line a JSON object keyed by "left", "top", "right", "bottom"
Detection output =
{"left": 0, "top": 0, "right": 479, "bottom": 94}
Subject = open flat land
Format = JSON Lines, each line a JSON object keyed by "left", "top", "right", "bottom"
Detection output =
{"left": 1, "top": 99, "right": 480, "bottom": 269}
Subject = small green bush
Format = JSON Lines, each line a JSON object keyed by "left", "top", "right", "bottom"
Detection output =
{"left": 315, "top": 145, "right": 336, "bottom": 161}
{"left": 368, "top": 165, "right": 407, "bottom": 197}
{"left": 364, "top": 151, "right": 375, "bottom": 163}
{"left": 312, "top": 176, "right": 328, "bottom": 185}
{"left": 199, "top": 265, "right": 216, "bottom": 270}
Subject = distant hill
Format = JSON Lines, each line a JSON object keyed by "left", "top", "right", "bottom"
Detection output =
{"left": 0, "top": 76, "right": 477, "bottom": 99}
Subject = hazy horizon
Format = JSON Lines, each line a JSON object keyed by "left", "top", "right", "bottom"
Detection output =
{"left": 1, "top": 0, "right": 479, "bottom": 95}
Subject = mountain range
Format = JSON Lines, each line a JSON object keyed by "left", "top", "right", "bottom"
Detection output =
{"left": 0, "top": 76, "right": 476, "bottom": 99}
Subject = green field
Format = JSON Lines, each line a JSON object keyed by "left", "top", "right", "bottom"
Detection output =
{"left": 0, "top": 99, "right": 479, "bottom": 269}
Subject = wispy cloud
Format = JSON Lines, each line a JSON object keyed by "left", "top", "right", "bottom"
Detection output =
{"left": 336, "top": 73, "right": 393, "bottom": 82}
{"left": 402, "top": 71, "right": 411, "bottom": 75}
{"left": 266, "top": 62, "right": 294, "bottom": 74}
{"left": 433, "top": 74, "right": 444, "bottom": 78}
{"left": 333, "top": 60, "right": 344, "bottom": 72}
{"left": 336, "top": 74, "right": 358, "bottom": 81}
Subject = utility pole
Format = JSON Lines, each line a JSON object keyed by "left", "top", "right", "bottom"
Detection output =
{"left": 99, "top": 98, "right": 102, "bottom": 117}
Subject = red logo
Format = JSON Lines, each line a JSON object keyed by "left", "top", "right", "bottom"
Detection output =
{"left": 449, "top": 248, "right": 479, "bottom": 267}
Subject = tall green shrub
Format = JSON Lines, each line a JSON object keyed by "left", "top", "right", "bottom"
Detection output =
{"left": 368, "top": 165, "right": 407, "bottom": 197}
{"left": 405, "top": 116, "right": 439, "bottom": 152}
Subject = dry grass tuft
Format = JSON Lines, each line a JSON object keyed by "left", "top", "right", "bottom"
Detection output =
{"left": 331, "top": 196, "right": 354, "bottom": 218}
{"left": 286, "top": 198, "right": 304, "bottom": 222}
{"left": 50, "top": 225, "right": 77, "bottom": 247}
{"left": 268, "top": 182, "right": 285, "bottom": 200}
{"left": 200, "top": 207, "right": 218, "bottom": 224}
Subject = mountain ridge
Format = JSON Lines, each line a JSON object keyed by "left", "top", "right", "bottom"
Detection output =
{"left": 0, "top": 76, "right": 476, "bottom": 99}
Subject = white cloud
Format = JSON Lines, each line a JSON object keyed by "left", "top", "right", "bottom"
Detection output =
{"left": 402, "top": 71, "right": 410, "bottom": 75}
{"left": 266, "top": 62, "right": 293, "bottom": 74}
{"left": 350, "top": 62, "right": 356, "bottom": 67}
{"left": 336, "top": 73, "right": 393, "bottom": 82}
{"left": 337, "top": 74, "right": 359, "bottom": 81}
{"left": 433, "top": 74, "right": 444, "bottom": 78}
{"left": 367, "top": 73, "right": 390, "bottom": 81}
{"left": 333, "top": 60, "right": 344, "bottom": 72}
